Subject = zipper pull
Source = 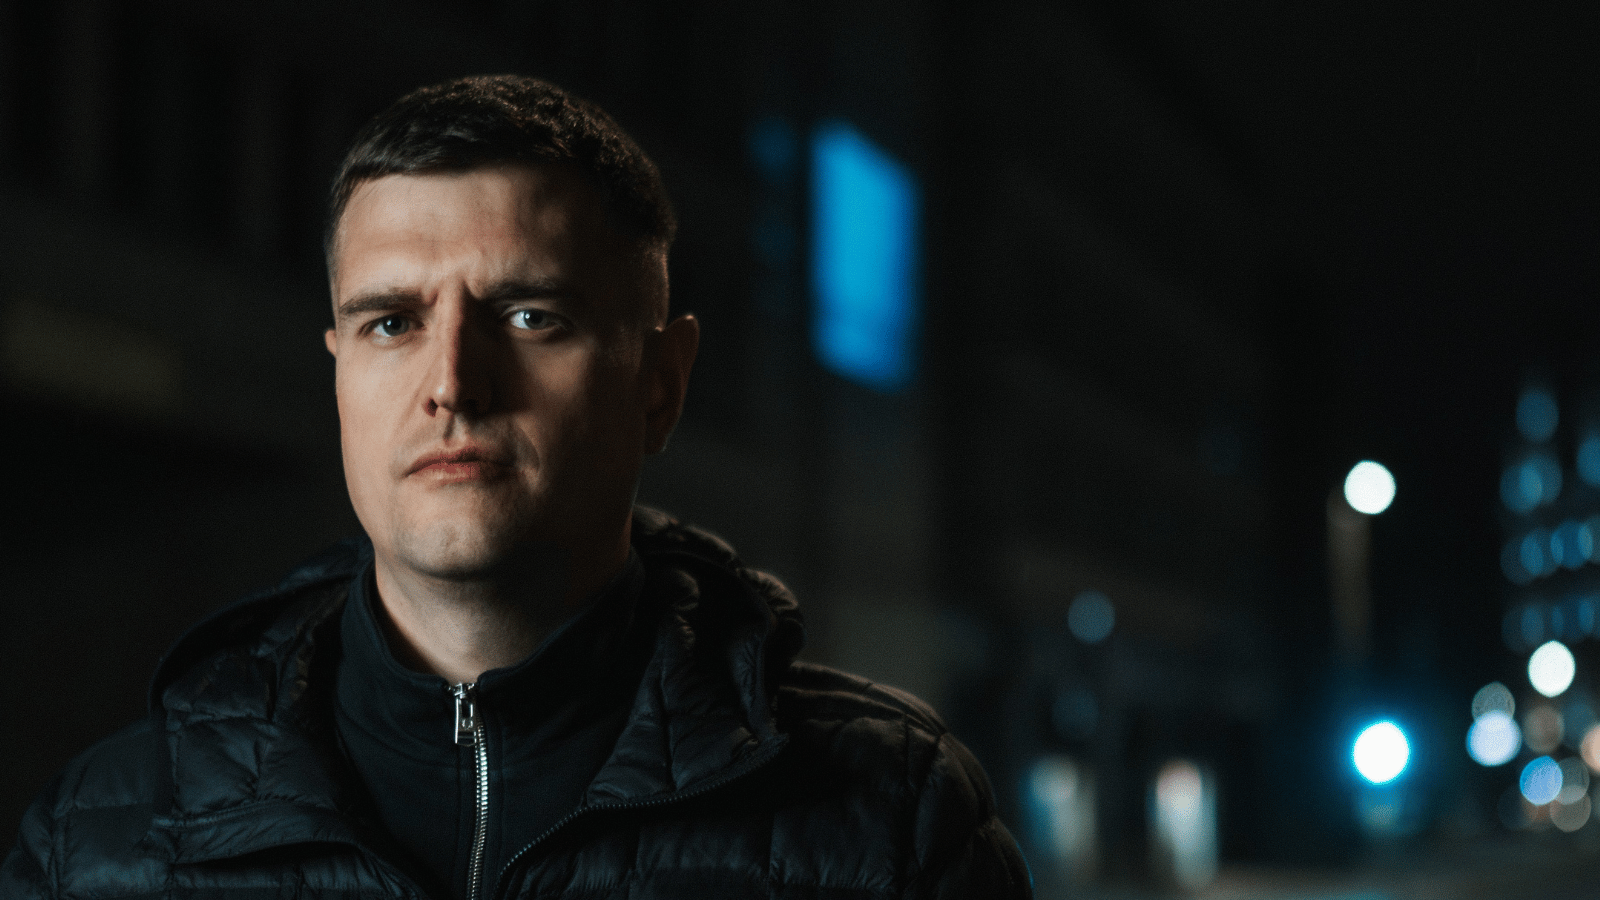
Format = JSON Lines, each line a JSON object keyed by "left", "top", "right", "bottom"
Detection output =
{"left": 451, "top": 682, "right": 479, "bottom": 747}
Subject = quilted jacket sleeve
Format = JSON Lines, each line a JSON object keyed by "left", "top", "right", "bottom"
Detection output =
{"left": 2, "top": 783, "right": 57, "bottom": 900}
{"left": 905, "top": 732, "right": 1033, "bottom": 899}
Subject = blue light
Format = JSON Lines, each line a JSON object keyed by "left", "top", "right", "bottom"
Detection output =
{"left": 1467, "top": 710, "right": 1521, "bottom": 766}
{"left": 1501, "top": 461, "right": 1541, "bottom": 513}
{"left": 1549, "top": 520, "right": 1593, "bottom": 571}
{"left": 810, "top": 121, "right": 919, "bottom": 390}
{"left": 1521, "top": 603, "right": 1547, "bottom": 648}
{"left": 1521, "top": 530, "right": 1550, "bottom": 578}
{"left": 1067, "top": 591, "right": 1115, "bottom": 644}
{"left": 1517, "top": 387, "right": 1559, "bottom": 442}
{"left": 1580, "top": 433, "right": 1600, "bottom": 487}
{"left": 1521, "top": 756, "right": 1563, "bottom": 805}
{"left": 1502, "top": 541, "right": 1534, "bottom": 585}
{"left": 1580, "top": 594, "right": 1600, "bottom": 635}
{"left": 1353, "top": 721, "right": 1410, "bottom": 784}
{"left": 1502, "top": 454, "right": 1563, "bottom": 514}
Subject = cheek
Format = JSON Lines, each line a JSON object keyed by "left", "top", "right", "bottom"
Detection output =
{"left": 335, "top": 363, "right": 395, "bottom": 483}
{"left": 528, "top": 355, "right": 644, "bottom": 454}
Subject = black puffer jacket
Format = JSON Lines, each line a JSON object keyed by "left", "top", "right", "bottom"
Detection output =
{"left": 3, "top": 509, "right": 1031, "bottom": 899}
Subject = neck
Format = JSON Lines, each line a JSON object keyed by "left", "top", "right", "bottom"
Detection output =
{"left": 370, "top": 540, "right": 629, "bottom": 685}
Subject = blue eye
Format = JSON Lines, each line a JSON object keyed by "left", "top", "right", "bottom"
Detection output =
{"left": 510, "top": 309, "right": 557, "bottom": 331}
{"left": 373, "top": 315, "right": 410, "bottom": 337}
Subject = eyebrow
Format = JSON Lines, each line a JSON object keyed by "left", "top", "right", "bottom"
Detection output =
{"left": 335, "top": 277, "right": 580, "bottom": 321}
{"left": 334, "top": 290, "right": 422, "bottom": 321}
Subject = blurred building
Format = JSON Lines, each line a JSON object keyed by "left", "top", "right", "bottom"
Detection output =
{"left": 1475, "top": 376, "right": 1600, "bottom": 835}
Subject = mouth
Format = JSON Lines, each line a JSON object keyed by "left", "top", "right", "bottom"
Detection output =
{"left": 407, "top": 448, "right": 514, "bottom": 481}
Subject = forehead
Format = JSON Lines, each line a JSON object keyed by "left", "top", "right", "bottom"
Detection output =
{"left": 331, "top": 164, "right": 615, "bottom": 296}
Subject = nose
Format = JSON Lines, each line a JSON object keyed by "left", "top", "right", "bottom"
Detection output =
{"left": 426, "top": 302, "right": 492, "bottom": 418}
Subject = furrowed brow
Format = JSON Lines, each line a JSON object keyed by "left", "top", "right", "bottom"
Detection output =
{"left": 335, "top": 290, "right": 423, "bottom": 321}
{"left": 477, "top": 277, "right": 579, "bottom": 305}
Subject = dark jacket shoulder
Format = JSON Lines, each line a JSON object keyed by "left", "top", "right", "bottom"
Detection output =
{"left": 4, "top": 513, "right": 1030, "bottom": 900}
{"left": 775, "top": 661, "right": 1030, "bottom": 897}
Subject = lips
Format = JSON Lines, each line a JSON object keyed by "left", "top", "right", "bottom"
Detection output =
{"left": 406, "top": 447, "right": 513, "bottom": 480}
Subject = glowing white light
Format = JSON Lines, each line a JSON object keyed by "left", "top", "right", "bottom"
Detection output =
{"left": 1344, "top": 461, "right": 1395, "bottom": 515}
{"left": 1530, "top": 640, "right": 1577, "bottom": 698}
{"left": 1521, "top": 756, "right": 1563, "bottom": 805}
{"left": 1467, "top": 711, "right": 1521, "bottom": 766}
{"left": 1353, "top": 721, "right": 1410, "bottom": 784}
{"left": 1471, "top": 682, "right": 1515, "bottom": 720}
{"left": 1150, "top": 760, "right": 1217, "bottom": 890}
{"left": 1026, "top": 756, "right": 1097, "bottom": 876}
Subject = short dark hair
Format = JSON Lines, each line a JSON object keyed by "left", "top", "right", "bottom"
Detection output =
{"left": 325, "top": 75, "right": 675, "bottom": 269}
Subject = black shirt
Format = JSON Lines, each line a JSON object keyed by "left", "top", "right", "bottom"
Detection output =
{"left": 334, "top": 551, "right": 650, "bottom": 900}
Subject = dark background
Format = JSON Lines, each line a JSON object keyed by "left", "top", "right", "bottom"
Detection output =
{"left": 1, "top": 1, "right": 1596, "bottom": 894}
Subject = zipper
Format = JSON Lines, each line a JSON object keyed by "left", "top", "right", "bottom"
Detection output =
{"left": 452, "top": 682, "right": 491, "bottom": 900}
{"left": 483, "top": 734, "right": 789, "bottom": 900}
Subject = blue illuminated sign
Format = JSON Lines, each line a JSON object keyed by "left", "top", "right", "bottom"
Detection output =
{"left": 810, "top": 121, "right": 919, "bottom": 390}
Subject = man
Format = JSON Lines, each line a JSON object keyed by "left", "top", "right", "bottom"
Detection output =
{"left": 4, "top": 75, "right": 1030, "bottom": 899}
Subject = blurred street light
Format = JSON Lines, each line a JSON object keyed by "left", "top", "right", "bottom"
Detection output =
{"left": 1344, "top": 461, "right": 1396, "bottom": 515}
{"left": 1354, "top": 721, "right": 1410, "bottom": 784}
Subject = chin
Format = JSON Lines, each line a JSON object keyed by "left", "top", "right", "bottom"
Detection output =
{"left": 389, "top": 516, "right": 529, "bottom": 581}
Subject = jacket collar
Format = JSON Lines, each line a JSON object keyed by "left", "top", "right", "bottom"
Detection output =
{"left": 138, "top": 509, "right": 804, "bottom": 865}
{"left": 335, "top": 547, "right": 647, "bottom": 763}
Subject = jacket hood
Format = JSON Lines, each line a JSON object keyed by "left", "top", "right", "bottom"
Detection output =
{"left": 139, "top": 507, "right": 805, "bottom": 865}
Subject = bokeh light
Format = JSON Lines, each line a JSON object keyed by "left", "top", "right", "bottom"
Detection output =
{"left": 1557, "top": 757, "right": 1590, "bottom": 804}
{"left": 1579, "top": 724, "right": 1600, "bottom": 773}
{"left": 1517, "top": 386, "right": 1559, "bottom": 442}
{"left": 1467, "top": 711, "right": 1521, "bottom": 766}
{"left": 1502, "top": 541, "right": 1535, "bottom": 585}
{"left": 1578, "top": 432, "right": 1600, "bottom": 487}
{"left": 809, "top": 120, "right": 919, "bottom": 390}
{"left": 1471, "top": 682, "right": 1515, "bottom": 720}
{"left": 1523, "top": 705, "right": 1564, "bottom": 754}
{"left": 1025, "top": 756, "right": 1097, "bottom": 878}
{"left": 1353, "top": 721, "right": 1410, "bottom": 784}
{"left": 1150, "top": 760, "right": 1217, "bottom": 890}
{"left": 1520, "top": 756, "right": 1563, "bottom": 805}
{"left": 1067, "top": 591, "right": 1115, "bottom": 644}
{"left": 1552, "top": 795, "right": 1591, "bottom": 832}
{"left": 1579, "top": 596, "right": 1600, "bottom": 636}
{"left": 1343, "top": 461, "right": 1396, "bottom": 515}
{"left": 1501, "top": 454, "right": 1563, "bottom": 514}
{"left": 1521, "top": 530, "right": 1553, "bottom": 579}
{"left": 1530, "top": 640, "right": 1577, "bottom": 698}
{"left": 1555, "top": 520, "right": 1593, "bottom": 570}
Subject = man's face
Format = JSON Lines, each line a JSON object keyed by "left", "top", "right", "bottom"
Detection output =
{"left": 325, "top": 164, "right": 686, "bottom": 586}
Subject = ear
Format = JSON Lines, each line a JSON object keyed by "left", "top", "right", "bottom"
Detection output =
{"left": 643, "top": 314, "right": 699, "bottom": 454}
{"left": 324, "top": 328, "right": 339, "bottom": 358}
